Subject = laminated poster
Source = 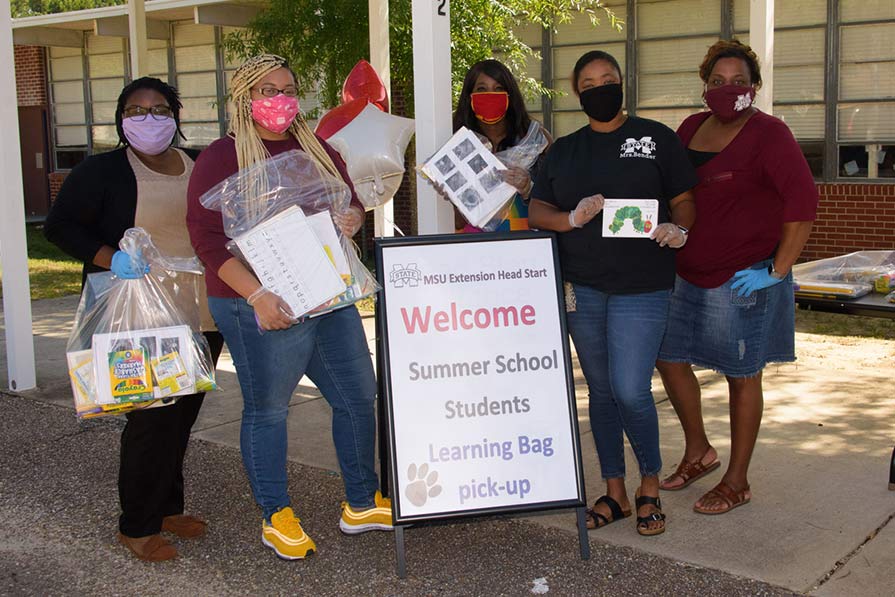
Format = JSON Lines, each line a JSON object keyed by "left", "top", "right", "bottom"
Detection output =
{"left": 421, "top": 127, "right": 517, "bottom": 228}
{"left": 235, "top": 205, "right": 346, "bottom": 319}
{"left": 601, "top": 199, "right": 659, "bottom": 238}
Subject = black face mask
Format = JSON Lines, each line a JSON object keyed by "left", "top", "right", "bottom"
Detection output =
{"left": 579, "top": 83, "right": 623, "bottom": 122}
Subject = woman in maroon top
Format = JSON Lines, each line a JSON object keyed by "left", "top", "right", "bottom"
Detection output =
{"left": 656, "top": 40, "right": 817, "bottom": 514}
{"left": 187, "top": 54, "right": 392, "bottom": 561}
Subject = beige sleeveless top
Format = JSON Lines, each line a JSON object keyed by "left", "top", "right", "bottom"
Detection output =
{"left": 128, "top": 147, "right": 215, "bottom": 331}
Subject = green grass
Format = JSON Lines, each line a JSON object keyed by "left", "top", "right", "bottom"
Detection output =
{"left": 0, "top": 224, "right": 82, "bottom": 301}
{"left": 795, "top": 307, "right": 895, "bottom": 340}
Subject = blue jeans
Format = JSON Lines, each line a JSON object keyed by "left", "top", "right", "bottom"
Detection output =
{"left": 208, "top": 299, "right": 380, "bottom": 519}
{"left": 566, "top": 284, "right": 670, "bottom": 479}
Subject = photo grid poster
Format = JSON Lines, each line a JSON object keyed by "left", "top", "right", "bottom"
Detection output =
{"left": 421, "top": 127, "right": 517, "bottom": 228}
{"left": 380, "top": 237, "right": 582, "bottom": 520}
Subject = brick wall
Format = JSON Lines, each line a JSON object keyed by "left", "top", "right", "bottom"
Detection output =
{"left": 802, "top": 183, "right": 895, "bottom": 262}
{"left": 15, "top": 45, "right": 47, "bottom": 107}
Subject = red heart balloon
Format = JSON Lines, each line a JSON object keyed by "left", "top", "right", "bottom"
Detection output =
{"left": 315, "top": 98, "right": 368, "bottom": 139}
{"left": 341, "top": 60, "right": 389, "bottom": 112}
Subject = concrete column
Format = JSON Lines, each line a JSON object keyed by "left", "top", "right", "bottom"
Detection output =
{"left": 412, "top": 0, "right": 454, "bottom": 234}
{"left": 128, "top": 0, "right": 148, "bottom": 78}
{"left": 0, "top": 3, "right": 36, "bottom": 391}
{"left": 369, "top": 0, "right": 395, "bottom": 237}
{"left": 750, "top": 0, "right": 774, "bottom": 114}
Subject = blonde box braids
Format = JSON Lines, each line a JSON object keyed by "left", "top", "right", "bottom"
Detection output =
{"left": 228, "top": 53, "right": 341, "bottom": 189}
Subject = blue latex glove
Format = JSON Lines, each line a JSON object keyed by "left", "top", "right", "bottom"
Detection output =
{"left": 730, "top": 266, "right": 784, "bottom": 297}
{"left": 110, "top": 250, "right": 149, "bottom": 279}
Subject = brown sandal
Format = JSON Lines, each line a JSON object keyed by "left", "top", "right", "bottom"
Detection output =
{"left": 660, "top": 452, "right": 721, "bottom": 491}
{"left": 693, "top": 481, "right": 750, "bottom": 515}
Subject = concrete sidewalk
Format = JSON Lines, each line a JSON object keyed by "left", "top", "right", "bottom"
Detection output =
{"left": 2, "top": 295, "right": 894, "bottom": 595}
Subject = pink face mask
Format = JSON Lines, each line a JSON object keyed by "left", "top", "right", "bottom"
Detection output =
{"left": 704, "top": 85, "right": 756, "bottom": 123}
{"left": 122, "top": 116, "right": 176, "bottom": 155}
{"left": 251, "top": 94, "right": 300, "bottom": 134}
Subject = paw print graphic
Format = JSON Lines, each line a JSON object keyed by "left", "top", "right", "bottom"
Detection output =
{"left": 405, "top": 462, "right": 442, "bottom": 507}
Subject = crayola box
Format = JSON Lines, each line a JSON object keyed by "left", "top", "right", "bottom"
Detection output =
{"left": 108, "top": 348, "right": 154, "bottom": 403}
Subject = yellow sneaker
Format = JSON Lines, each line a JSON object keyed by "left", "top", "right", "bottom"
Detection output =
{"left": 261, "top": 507, "right": 316, "bottom": 560}
{"left": 339, "top": 490, "right": 394, "bottom": 535}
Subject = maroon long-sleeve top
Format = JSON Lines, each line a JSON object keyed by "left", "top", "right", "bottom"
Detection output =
{"left": 186, "top": 134, "right": 362, "bottom": 299}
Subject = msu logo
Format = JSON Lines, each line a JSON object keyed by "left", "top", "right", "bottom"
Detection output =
{"left": 620, "top": 136, "right": 657, "bottom": 159}
{"left": 389, "top": 263, "right": 421, "bottom": 288}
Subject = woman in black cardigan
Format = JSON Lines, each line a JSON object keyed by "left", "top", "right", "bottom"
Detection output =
{"left": 45, "top": 77, "right": 223, "bottom": 562}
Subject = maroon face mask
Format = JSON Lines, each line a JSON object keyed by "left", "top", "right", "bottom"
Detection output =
{"left": 704, "top": 85, "right": 756, "bottom": 123}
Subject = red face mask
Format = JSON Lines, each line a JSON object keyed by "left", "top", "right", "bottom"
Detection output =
{"left": 470, "top": 92, "right": 509, "bottom": 125}
{"left": 704, "top": 85, "right": 756, "bottom": 123}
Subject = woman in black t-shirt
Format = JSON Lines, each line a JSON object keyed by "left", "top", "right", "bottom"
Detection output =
{"left": 530, "top": 50, "right": 697, "bottom": 537}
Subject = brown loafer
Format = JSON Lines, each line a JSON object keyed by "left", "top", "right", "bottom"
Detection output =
{"left": 161, "top": 514, "right": 208, "bottom": 539}
{"left": 118, "top": 533, "right": 177, "bottom": 562}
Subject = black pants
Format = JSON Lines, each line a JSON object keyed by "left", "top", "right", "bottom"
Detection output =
{"left": 118, "top": 331, "right": 224, "bottom": 538}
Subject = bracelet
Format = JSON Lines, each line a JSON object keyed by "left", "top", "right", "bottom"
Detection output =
{"left": 246, "top": 286, "right": 270, "bottom": 306}
{"left": 569, "top": 210, "right": 581, "bottom": 229}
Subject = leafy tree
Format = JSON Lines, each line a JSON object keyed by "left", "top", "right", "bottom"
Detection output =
{"left": 11, "top": 0, "right": 123, "bottom": 18}
{"left": 223, "top": 0, "right": 622, "bottom": 113}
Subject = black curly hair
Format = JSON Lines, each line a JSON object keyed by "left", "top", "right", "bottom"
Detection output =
{"left": 115, "top": 76, "right": 186, "bottom": 147}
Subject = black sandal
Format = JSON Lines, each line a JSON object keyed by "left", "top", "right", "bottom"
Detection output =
{"left": 586, "top": 495, "right": 632, "bottom": 530}
{"left": 635, "top": 493, "right": 666, "bottom": 536}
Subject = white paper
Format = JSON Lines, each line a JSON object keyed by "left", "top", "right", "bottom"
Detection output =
{"left": 421, "top": 127, "right": 517, "bottom": 228}
{"left": 306, "top": 211, "right": 351, "bottom": 282}
{"left": 235, "top": 206, "right": 346, "bottom": 318}
{"left": 92, "top": 325, "right": 195, "bottom": 405}
{"left": 601, "top": 199, "right": 660, "bottom": 238}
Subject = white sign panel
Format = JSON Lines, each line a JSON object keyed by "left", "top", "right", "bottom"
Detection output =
{"left": 377, "top": 233, "right": 584, "bottom": 521}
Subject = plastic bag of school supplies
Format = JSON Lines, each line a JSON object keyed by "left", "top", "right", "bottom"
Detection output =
{"left": 792, "top": 250, "right": 895, "bottom": 299}
{"left": 199, "top": 150, "right": 379, "bottom": 319}
{"left": 66, "top": 228, "right": 217, "bottom": 419}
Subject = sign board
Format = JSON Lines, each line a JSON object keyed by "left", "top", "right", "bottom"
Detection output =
{"left": 375, "top": 232, "right": 586, "bottom": 523}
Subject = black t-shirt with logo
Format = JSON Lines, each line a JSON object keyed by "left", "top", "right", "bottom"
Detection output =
{"left": 532, "top": 117, "right": 697, "bottom": 294}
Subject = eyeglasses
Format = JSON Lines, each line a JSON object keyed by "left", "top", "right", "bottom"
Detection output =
{"left": 252, "top": 86, "right": 299, "bottom": 98}
{"left": 123, "top": 105, "right": 174, "bottom": 121}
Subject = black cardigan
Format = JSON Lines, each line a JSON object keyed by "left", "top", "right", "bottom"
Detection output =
{"left": 45, "top": 147, "right": 200, "bottom": 282}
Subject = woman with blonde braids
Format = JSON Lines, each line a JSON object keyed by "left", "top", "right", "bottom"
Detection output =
{"left": 186, "top": 54, "right": 392, "bottom": 560}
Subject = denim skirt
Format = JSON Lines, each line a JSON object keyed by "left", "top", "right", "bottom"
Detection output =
{"left": 658, "top": 259, "right": 796, "bottom": 377}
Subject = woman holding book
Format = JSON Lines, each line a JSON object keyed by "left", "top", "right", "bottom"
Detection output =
{"left": 186, "top": 54, "right": 392, "bottom": 562}
{"left": 449, "top": 59, "right": 551, "bottom": 231}
{"left": 45, "top": 77, "right": 223, "bottom": 562}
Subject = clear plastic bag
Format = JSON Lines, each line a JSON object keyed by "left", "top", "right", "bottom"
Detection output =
{"left": 66, "top": 228, "right": 218, "bottom": 419}
{"left": 470, "top": 121, "right": 549, "bottom": 232}
{"left": 494, "top": 121, "right": 549, "bottom": 171}
{"left": 792, "top": 250, "right": 895, "bottom": 298}
{"left": 199, "top": 150, "right": 379, "bottom": 318}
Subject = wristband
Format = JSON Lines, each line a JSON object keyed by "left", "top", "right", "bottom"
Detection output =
{"left": 247, "top": 286, "right": 270, "bottom": 306}
{"left": 569, "top": 210, "right": 582, "bottom": 229}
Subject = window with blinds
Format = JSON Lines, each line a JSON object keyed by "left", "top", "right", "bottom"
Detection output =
{"left": 48, "top": 46, "right": 87, "bottom": 169}
{"left": 837, "top": 0, "right": 895, "bottom": 178}
{"left": 86, "top": 33, "right": 126, "bottom": 154}
{"left": 173, "top": 22, "right": 221, "bottom": 148}
{"left": 551, "top": 0, "right": 627, "bottom": 137}
{"left": 635, "top": 0, "right": 720, "bottom": 130}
